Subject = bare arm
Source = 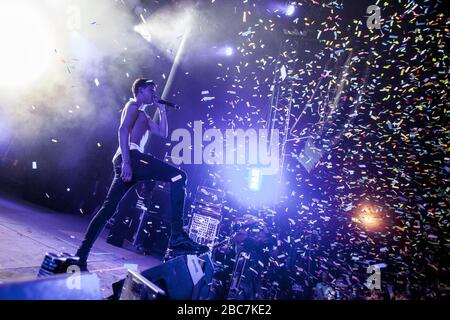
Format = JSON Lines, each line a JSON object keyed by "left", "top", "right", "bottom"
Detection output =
{"left": 148, "top": 103, "right": 168, "bottom": 138}
{"left": 118, "top": 101, "right": 139, "bottom": 181}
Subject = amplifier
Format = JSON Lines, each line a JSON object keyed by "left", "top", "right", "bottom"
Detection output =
{"left": 194, "top": 186, "right": 225, "bottom": 209}
{"left": 119, "top": 269, "right": 165, "bottom": 300}
{"left": 38, "top": 252, "right": 80, "bottom": 277}
{"left": 111, "top": 254, "right": 214, "bottom": 300}
{"left": 189, "top": 207, "right": 221, "bottom": 247}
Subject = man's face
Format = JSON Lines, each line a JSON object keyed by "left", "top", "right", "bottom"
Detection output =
{"left": 141, "top": 84, "right": 156, "bottom": 103}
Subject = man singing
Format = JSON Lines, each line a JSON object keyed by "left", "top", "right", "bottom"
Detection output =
{"left": 75, "top": 79, "right": 208, "bottom": 271}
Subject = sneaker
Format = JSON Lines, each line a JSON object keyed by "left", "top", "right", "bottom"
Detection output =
{"left": 73, "top": 256, "right": 89, "bottom": 272}
{"left": 79, "top": 263, "right": 89, "bottom": 272}
{"left": 69, "top": 253, "right": 89, "bottom": 272}
{"left": 168, "top": 231, "right": 209, "bottom": 255}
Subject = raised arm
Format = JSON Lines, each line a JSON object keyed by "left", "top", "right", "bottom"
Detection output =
{"left": 148, "top": 103, "right": 168, "bottom": 138}
{"left": 118, "top": 101, "right": 139, "bottom": 181}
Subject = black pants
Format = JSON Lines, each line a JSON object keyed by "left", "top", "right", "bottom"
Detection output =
{"left": 76, "top": 150, "right": 187, "bottom": 262}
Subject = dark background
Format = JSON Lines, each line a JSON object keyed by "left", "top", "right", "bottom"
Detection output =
{"left": 0, "top": 0, "right": 447, "bottom": 299}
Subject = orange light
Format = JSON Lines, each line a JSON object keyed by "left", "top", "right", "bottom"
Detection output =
{"left": 354, "top": 203, "right": 381, "bottom": 229}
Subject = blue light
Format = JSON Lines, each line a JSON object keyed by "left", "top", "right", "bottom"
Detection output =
{"left": 249, "top": 168, "right": 261, "bottom": 191}
{"left": 286, "top": 4, "right": 296, "bottom": 16}
{"left": 221, "top": 166, "right": 284, "bottom": 208}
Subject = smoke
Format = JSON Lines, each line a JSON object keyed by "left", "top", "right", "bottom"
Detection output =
{"left": 0, "top": 0, "right": 163, "bottom": 166}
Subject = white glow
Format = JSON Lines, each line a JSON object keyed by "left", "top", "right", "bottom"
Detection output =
{"left": 0, "top": 2, "right": 55, "bottom": 87}
{"left": 354, "top": 204, "right": 381, "bottom": 229}
{"left": 225, "top": 46, "right": 234, "bottom": 56}
{"left": 286, "top": 4, "right": 296, "bottom": 16}
{"left": 249, "top": 168, "right": 261, "bottom": 191}
{"left": 133, "top": 7, "right": 193, "bottom": 60}
{"left": 134, "top": 24, "right": 152, "bottom": 42}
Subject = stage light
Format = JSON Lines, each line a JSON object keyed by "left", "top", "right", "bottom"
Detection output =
{"left": 221, "top": 166, "right": 283, "bottom": 208}
{"left": 286, "top": 4, "right": 296, "bottom": 16}
{"left": 133, "top": 6, "right": 194, "bottom": 60}
{"left": 0, "top": 2, "right": 55, "bottom": 88}
{"left": 216, "top": 46, "right": 234, "bottom": 57}
{"left": 360, "top": 212, "right": 377, "bottom": 226}
{"left": 133, "top": 24, "right": 152, "bottom": 42}
{"left": 225, "top": 46, "right": 234, "bottom": 56}
{"left": 248, "top": 168, "right": 262, "bottom": 191}
{"left": 353, "top": 203, "right": 381, "bottom": 229}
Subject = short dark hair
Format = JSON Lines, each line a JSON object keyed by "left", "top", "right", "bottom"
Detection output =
{"left": 132, "top": 78, "right": 156, "bottom": 98}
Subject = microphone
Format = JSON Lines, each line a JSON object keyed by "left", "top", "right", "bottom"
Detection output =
{"left": 157, "top": 99, "right": 180, "bottom": 110}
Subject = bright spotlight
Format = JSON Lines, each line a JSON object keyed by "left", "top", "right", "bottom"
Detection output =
{"left": 0, "top": 2, "right": 55, "bottom": 88}
{"left": 133, "top": 6, "right": 193, "bottom": 59}
{"left": 286, "top": 4, "right": 296, "bottom": 16}
{"left": 222, "top": 166, "right": 283, "bottom": 208}
{"left": 225, "top": 47, "right": 234, "bottom": 56}
{"left": 248, "top": 168, "right": 262, "bottom": 191}
{"left": 133, "top": 24, "right": 152, "bottom": 42}
{"left": 352, "top": 203, "right": 381, "bottom": 229}
{"left": 217, "top": 46, "right": 234, "bottom": 57}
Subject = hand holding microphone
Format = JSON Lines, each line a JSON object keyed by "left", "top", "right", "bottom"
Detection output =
{"left": 151, "top": 93, "right": 180, "bottom": 110}
{"left": 157, "top": 99, "right": 180, "bottom": 110}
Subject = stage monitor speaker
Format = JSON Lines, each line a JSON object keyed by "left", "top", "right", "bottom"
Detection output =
{"left": 0, "top": 273, "right": 102, "bottom": 300}
{"left": 38, "top": 252, "right": 80, "bottom": 277}
{"left": 119, "top": 269, "right": 165, "bottom": 300}
{"left": 111, "top": 254, "right": 214, "bottom": 300}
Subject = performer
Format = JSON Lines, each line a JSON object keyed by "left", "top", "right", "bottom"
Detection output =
{"left": 75, "top": 78, "right": 208, "bottom": 270}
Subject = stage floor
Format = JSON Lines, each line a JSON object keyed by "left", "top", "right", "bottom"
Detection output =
{"left": 0, "top": 193, "right": 161, "bottom": 299}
